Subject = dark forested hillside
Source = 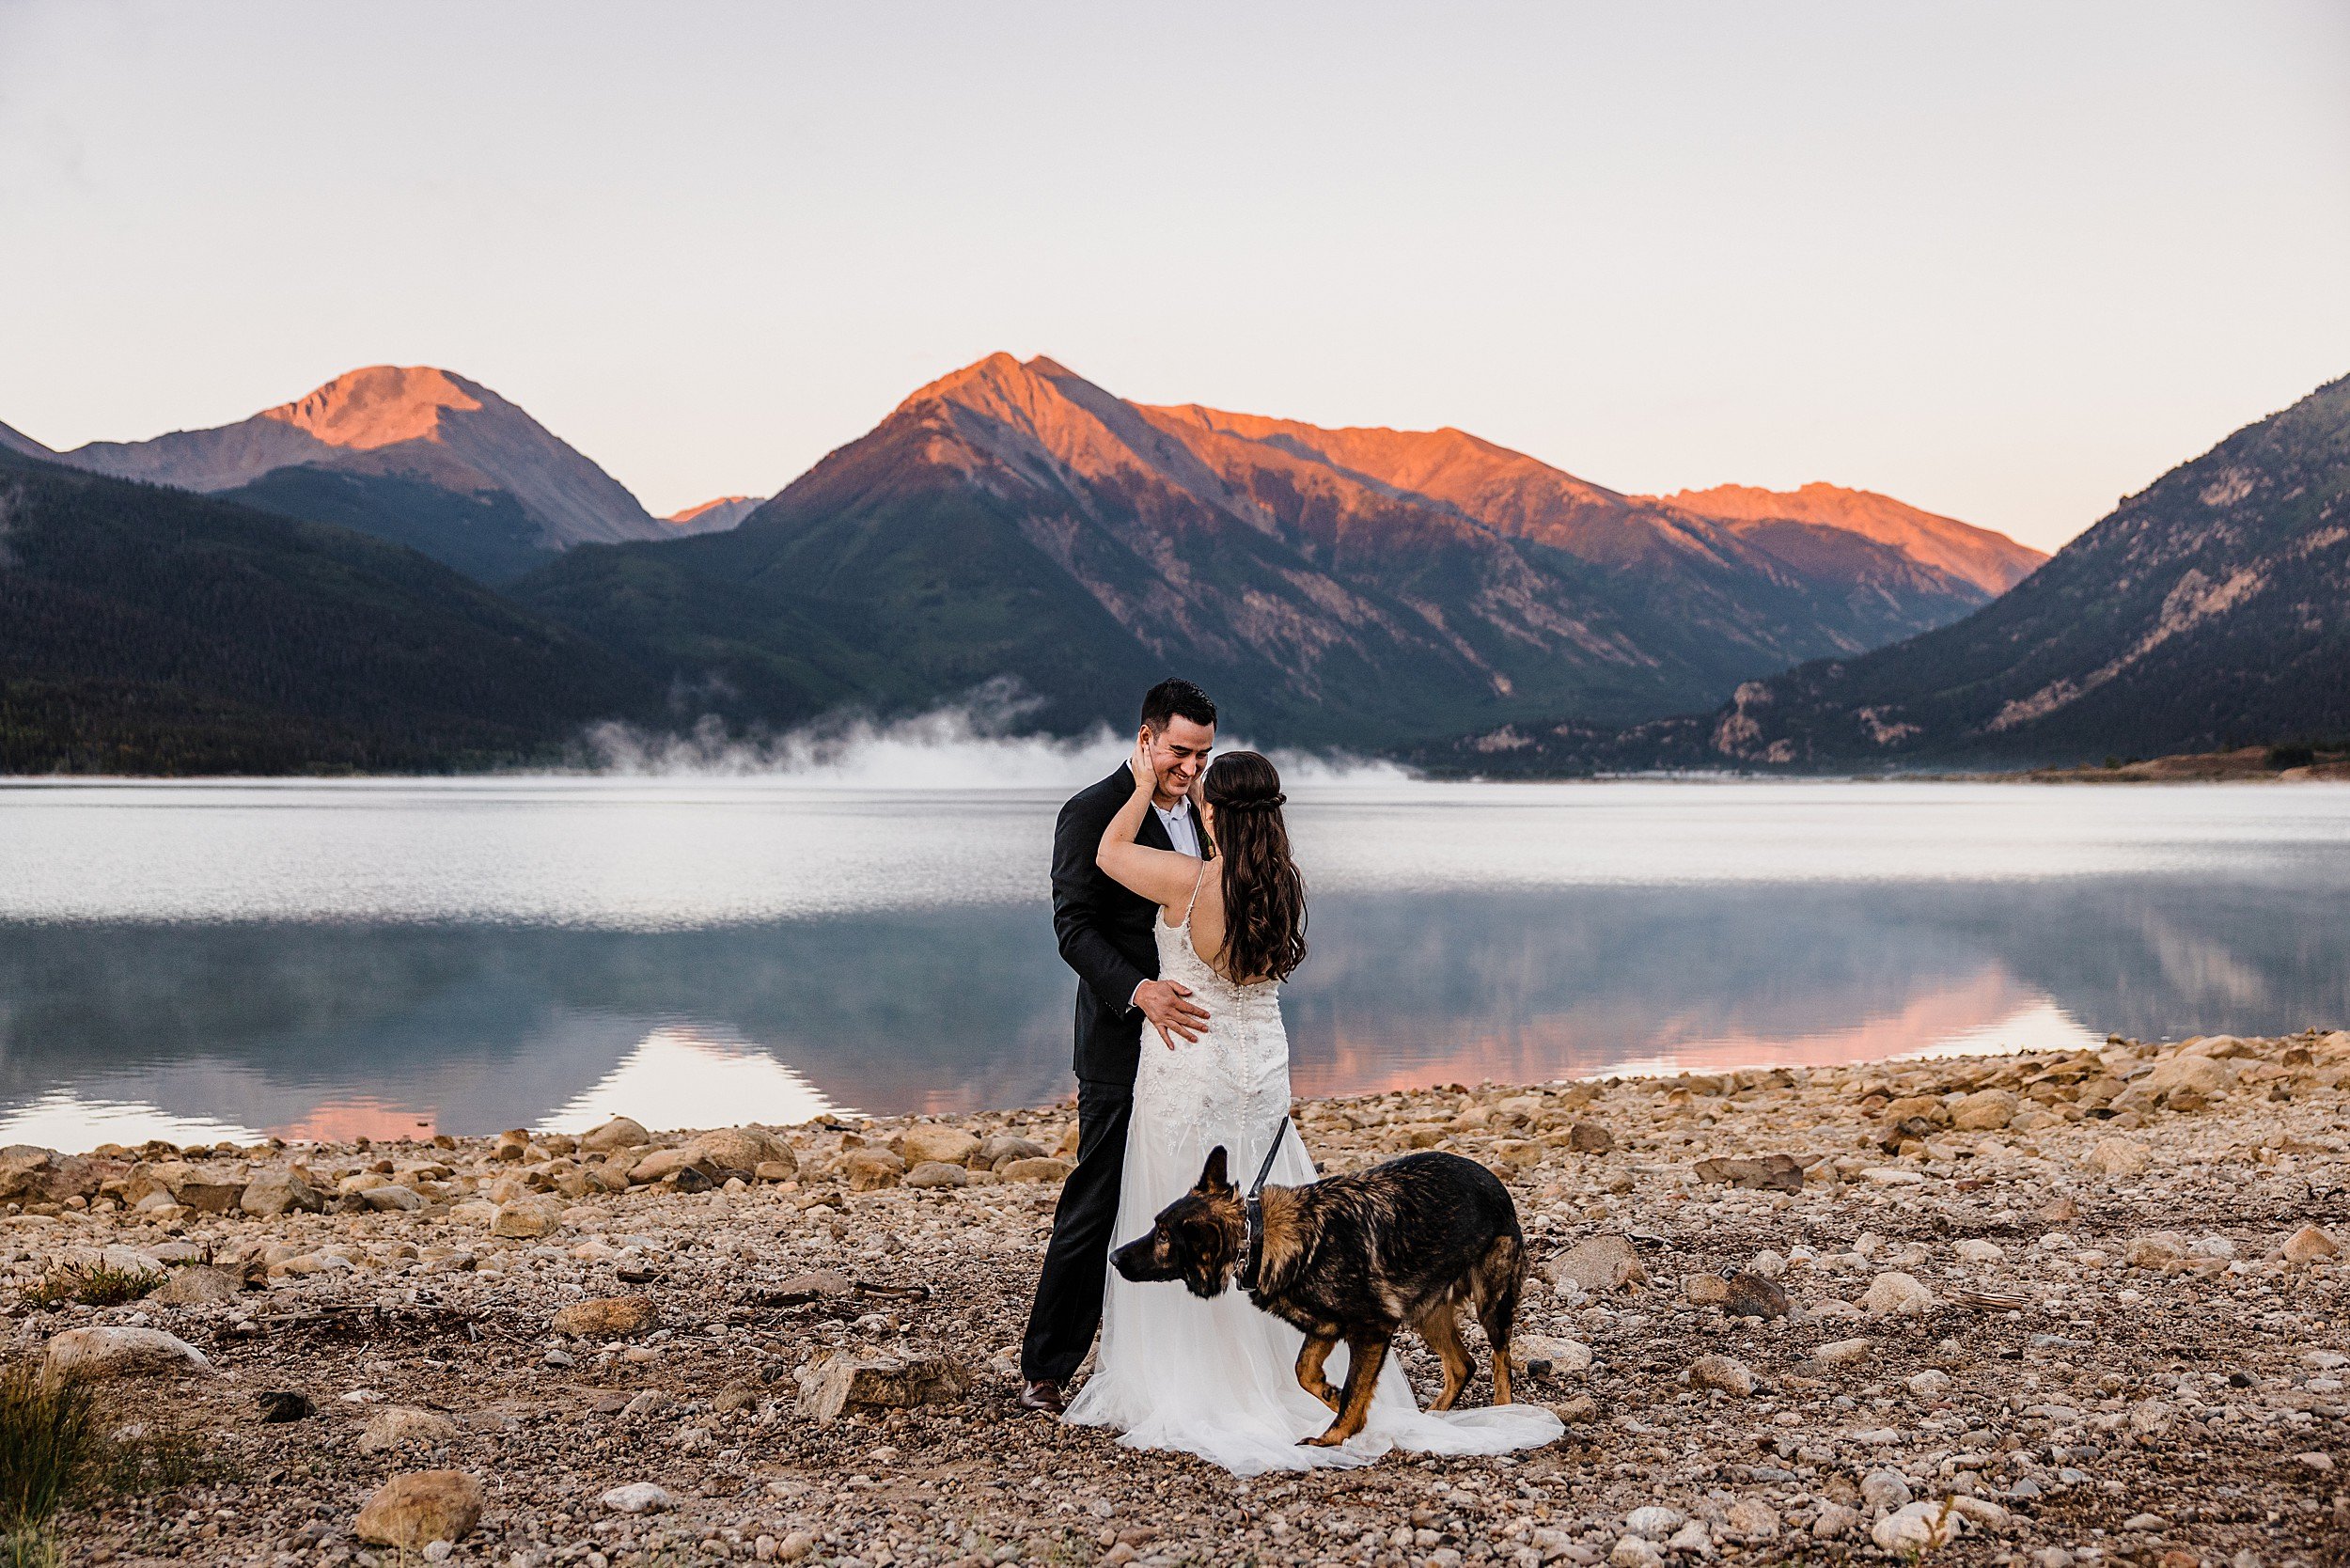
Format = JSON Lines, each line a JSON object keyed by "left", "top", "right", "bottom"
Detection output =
{"left": 0, "top": 449, "right": 660, "bottom": 774}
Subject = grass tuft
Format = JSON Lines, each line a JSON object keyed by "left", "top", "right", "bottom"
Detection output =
{"left": 0, "top": 1363, "right": 100, "bottom": 1527}
{"left": 0, "top": 1524, "right": 63, "bottom": 1568}
{"left": 22, "top": 1264, "right": 163, "bottom": 1309}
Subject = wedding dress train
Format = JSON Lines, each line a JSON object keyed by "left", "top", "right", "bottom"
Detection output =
{"left": 1063, "top": 904, "right": 1564, "bottom": 1475}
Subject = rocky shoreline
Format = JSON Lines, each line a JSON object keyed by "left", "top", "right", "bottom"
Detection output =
{"left": 4, "top": 1029, "right": 2346, "bottom": 1567}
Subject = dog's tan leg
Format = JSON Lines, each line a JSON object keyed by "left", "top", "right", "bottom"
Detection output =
{"left": 1415, "top": 1304, "right": 1473, "bottom": 1411}
{"left": 1487, "top": 1341, "right": 1515, "bottom": 1406}
{"left": 1294, "top": 1332, "right": 1342, "bottom": 1413}
{"left": 1303, "top": 1334, "right": 1390, "bottom": 1447}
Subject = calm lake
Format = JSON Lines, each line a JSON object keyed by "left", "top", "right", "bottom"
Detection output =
{"left": 4, "top": 771, "right": 2347, "bottom": 1151}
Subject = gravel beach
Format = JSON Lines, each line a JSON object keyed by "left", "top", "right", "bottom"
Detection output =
{"left": 4, "top": 1028, "right": 2345, "bottom": 1567}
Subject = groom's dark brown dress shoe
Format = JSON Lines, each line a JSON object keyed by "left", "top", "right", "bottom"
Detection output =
{"left": 1017, "top": 1379, "right": 1064, "bottom": 1413}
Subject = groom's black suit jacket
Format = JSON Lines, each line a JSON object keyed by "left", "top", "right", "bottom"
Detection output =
{"left": 1053, "top": 764, "right": 1203, "bottom": 1089}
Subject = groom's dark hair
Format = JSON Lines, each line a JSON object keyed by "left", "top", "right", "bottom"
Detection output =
{"left": 1140, "top": 678, "right": 1216, "bottom": 732}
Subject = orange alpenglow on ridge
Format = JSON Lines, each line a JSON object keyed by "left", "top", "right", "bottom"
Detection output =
{"left": 1653, "top": 482, "right": 2047, "bottom": 596}
{"left": 661, "top": 494, "right": 767, "bottom": 534}
{"left": 258, "top": 364, "right": 485, "bottom": 449}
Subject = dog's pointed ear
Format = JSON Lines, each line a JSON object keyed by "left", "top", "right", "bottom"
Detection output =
{"left": 1199, "top": 1146, "right": 1231, "bottom": 1192}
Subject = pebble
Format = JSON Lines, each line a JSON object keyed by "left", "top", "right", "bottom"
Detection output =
{"left": 1859, "top": 1468, "right": 1912, "bottom": 1511}
{"left": 1608, "top": 1538, "right": 1665, "bottom": 1568}
{"left": 353, "top": 1470, "right": 484, "bottom": 1548}
{"left": 1685, "top": 1353, "right": 1755, "bottom": 1396}
{"left": 1721, "top": 1499, "right": 1777, "bottom": 1541}
{"left": 1723, "top": 1271, "right": 1790, "bottom": 1319}
{"left": 1621, "top": 1505, "right": 1685, "bottom": 1539}
{"left": 1810, "top": 1502, "right": 1861, "bottom": 1539}
{"left": 1861, "top": 1270, "right": 1934, "bottom": 1316}
{"left": 601, "top": 1482, "right": 677, "bottom": 1514}
{"left": 1814, "top": 1337, "right": 1872, "bottom": 1366}
{"left": 359, "top": 1406, "right": 460, "bottom": 1454}
{"left": 2087, "top": 1137, "right": 2151, "bottom": 1177}
{"left": 1512, "top": 1334, "right": 1594, "bottom": 1374}
{"left": 1872, "top": 1500, "right": 1962, "bottom": 1550}
{"left": 551, "top": 1295, "right": 659, "bottom": 1338}
{"left": 2282, "top": 1222, "right": 2339, "bottom": 1263}
{"left": 1550, "top": 1236, "right": 1649, "bottom": 1294}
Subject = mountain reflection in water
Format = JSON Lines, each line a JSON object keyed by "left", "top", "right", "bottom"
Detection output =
{"left": 3, "top": 873, "right": 2342, "bottom": 1144}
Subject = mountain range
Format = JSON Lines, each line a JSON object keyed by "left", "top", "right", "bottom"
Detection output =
{"left": 1420, "top": 374, "right": 2350, "bottom": 773}
{"left": 70, "top": 350, "right": 2350, "bottom": 774}
{"left": 508, "top": 353, "right": 2041, "bottom": 744}
{"left": 8, "top": 368, "right": 671, "bottom": 584}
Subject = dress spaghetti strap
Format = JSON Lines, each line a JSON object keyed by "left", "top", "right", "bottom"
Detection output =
{"left": 1178, "top": 859, "right": 1211, "bottom": 929}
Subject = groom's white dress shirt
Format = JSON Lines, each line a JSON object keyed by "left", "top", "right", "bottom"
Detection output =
{"left": 1154, "top": 802, "right": 1200, "bottom": 858}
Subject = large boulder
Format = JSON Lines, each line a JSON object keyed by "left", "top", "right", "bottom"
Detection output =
{"left": 895, "top": 1123, "right": 981, "bottom": 1168}
{"left": 42, "top": 1326, "right": 213, "bottom": 1385}
{"left": 842, "top": 1149, "right": 907, "bottom": 1191}
{"left": 2142, "top": 1053, "right": 2233, "bottom": 1106}
{"left": 0, "top": 1145, "right": 102, "bottom": 1205}
{"left": 353, "top": 1470, "right": 484, "bottom": 1548}
{"left": 170, "top": 1165, "right": 248, "bottom": 1215}
{"left": 1949, "top": 1089, "right": 2019, "bottom": 1131}
{"left": 795, "top": 1352, "right": 968, "bottom": 1424}
{"left": 490, "top": 1200, "right": 562, "bottom": 1238}
{"left": 579, "top": 1117, "right": 651, "bottom": 1153}
{"left": 976, "top": 1135, "right": 1048, "bottom": 1169}
{"left": 240, "top": 1168, "right": 325, "bottom": 1217}
{"left": 683, "top": 1126, "right": 794, "bottom": 1177}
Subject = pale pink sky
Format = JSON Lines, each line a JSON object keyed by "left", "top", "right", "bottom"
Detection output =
{"left": 2, "top": 1, "right": 2345, "bottom": 550}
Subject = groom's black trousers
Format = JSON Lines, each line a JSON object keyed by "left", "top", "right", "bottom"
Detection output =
{"left": 1020, "top": 1077, "right": 1133, "bottom": 1384}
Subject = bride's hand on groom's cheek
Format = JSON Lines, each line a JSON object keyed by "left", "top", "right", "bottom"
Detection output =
{"left": 1131, "top": 735, "right": 1159, "bottom": 792}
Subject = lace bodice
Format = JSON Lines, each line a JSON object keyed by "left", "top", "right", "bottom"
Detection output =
{"left": 1136, "top": 908, "right": 1291, "bottom": 1161}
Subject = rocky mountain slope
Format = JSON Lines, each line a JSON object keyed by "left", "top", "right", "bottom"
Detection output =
{"left": 1428, "top": 375, "right": 2350, "bottom": 772}
{"left": 663, "top": 495, "right": 765, "bottom": 535}
{"left": 52, "top": 367, "right": 668, "bottom": 581}
{"left": 1656, "top": 483, "right": 2044, "bottom": 597}
{"left": 516, "top": 353, "right": 2028, "bottom": 744}
{"left": 0, "top": 447, "right": 660, "bottom": 773}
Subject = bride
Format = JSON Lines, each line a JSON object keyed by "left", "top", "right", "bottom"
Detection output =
{"left": 1062, "top": 740, "right": 1563, "bottom": 1474}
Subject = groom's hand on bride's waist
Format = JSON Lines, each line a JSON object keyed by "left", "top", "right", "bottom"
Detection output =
{"left": 1132, "top": 979, "right": 1210, "bottom": 1048}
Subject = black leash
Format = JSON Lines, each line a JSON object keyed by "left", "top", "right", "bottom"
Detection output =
{"left": 1238, "top": 1113, "right": 1292, "bottom": 1294}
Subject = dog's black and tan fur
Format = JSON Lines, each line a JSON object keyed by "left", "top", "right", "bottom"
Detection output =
{"left": 1109, "top": 1147, "right": 1526, "bottom": 1447}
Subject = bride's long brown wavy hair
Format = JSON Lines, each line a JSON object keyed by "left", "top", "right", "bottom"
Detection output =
{"left": 1202, "top": 751, "right": 1307, "bottom": 983}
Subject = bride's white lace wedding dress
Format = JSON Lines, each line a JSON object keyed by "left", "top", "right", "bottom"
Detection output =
{"left": 1063, "top": 895, "right": 1564, "bottom": 1475}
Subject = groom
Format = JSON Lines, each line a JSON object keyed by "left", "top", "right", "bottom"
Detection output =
{"left": 1018, "top": 677, "right": 1219, "bottom": 1412}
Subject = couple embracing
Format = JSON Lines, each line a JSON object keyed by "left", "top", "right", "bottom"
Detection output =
{"left": 1018, "top": 679, "right": 1562, "bottom": 1476}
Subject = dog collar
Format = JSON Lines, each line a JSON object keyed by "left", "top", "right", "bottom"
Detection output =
{"left": 1241, "top": 1193, "right": 1265, "bottom": 1293}
{"left": 1238, "top": 1115, "right": 1291, "bottom": 1295}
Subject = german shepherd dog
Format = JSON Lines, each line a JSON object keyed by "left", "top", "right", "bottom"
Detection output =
{"left": 1108, "top": 1146, "right": 1527, "bottom": 1447}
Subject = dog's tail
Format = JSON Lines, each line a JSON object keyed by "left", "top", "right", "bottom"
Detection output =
{"left": 1466, "top": 1231, "right": 1528, "bottom": 1404}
